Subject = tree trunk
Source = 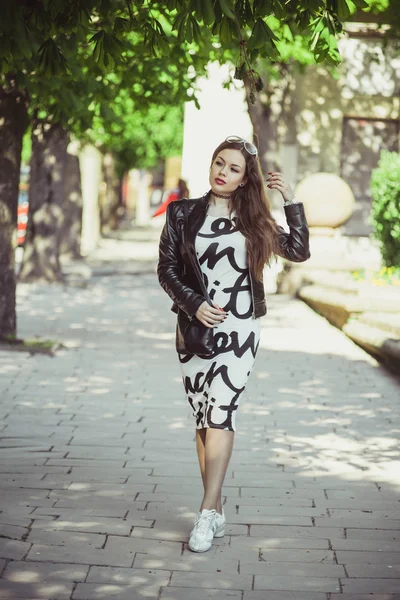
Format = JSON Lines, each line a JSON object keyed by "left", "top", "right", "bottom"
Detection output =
{"left": 19, "top": 119, "right": 69, "bottom": 282}
{"left": 101, "top": 152, "right": 121, "bottom": 231}
{"left": 244, "top": 64, "right": 298, "bottom": 210}
{"left": 0, "top": 81, "right": 29, "bottom": 339}
{"left": 60, "top": 152, "right": 83, "bottom": 258}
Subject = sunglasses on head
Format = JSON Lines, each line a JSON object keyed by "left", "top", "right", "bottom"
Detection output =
{"left": 225, "top": 135, "right": 258, "bottom": 156}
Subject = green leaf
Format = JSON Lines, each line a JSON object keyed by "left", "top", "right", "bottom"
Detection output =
{"left": 191, "top": 16, "right": 202, "bottom": 44}
{"left": 219, "top": 16, "right": 232, "bottom": 43}
{"left": 185, "top": 17, "right": 193, "bottom": 43}
{"left": 114, "top": 17, "right": 130, "bottom": 34}
{"left": 247, "top": 18, "right": 271, "bottom": 50}
{"left": 202, "top": 0, "right": 216, "bottom": 25}
{"left": 336, "top": 0, "right": 352, "bottom": 22}
{"left": 218, "top": 0, "right": 236, "bottom": 19}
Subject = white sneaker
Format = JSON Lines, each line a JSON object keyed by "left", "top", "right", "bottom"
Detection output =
{"left": 188, "top": 508, "right": 217, "bottom": 552}
{"left": 214, "top": 507, "right": 226, "bottom": 538}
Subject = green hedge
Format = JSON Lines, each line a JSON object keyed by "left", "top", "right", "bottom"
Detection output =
{"left": 369, "top": 150, "right": 400, "bottom": 268}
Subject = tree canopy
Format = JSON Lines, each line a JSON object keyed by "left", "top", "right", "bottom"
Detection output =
{"left": 1, "top": 0, "right": 379, "bottom": 103}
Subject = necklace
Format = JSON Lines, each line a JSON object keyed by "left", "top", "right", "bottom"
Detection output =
{"left": 211, "top": 190, "right": 232, "bottom": 200}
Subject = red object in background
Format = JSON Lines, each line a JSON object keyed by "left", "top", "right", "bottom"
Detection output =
{"left": 151, "top": 190, "right": 179, "bottom": 218}
{"left": 17, "top": 201, "right": 29, "bottom": 245}
{"left": 17, "top": 176, "right": 29, "bottom": 246}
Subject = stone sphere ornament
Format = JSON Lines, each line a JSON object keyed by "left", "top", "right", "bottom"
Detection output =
{"left": 295, "top": 172, "right": 355, "bottom": 228}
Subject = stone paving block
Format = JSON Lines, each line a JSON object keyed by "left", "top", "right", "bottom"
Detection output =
{"left": 325, "top": 489, "right": 388, "bottom": 500}
{"left": 330, "top": 592, "right": 400, "bottom": 600}
{"left": 49, "top": 488, "right": 152, "bottom": 502}
{"left": 160, "top": 588, "right": 242, "bottom": 600}
{"left": 330, "top": 538, "right": 400, "bottom": 553}
{"left": 67, "top": 475, "right": 152, "bottom": 490}
{"left": 0, "top": 516, "right": 34, "bottom": 527}
{"left": 315, "top": 499, "right": 400, "bottom": 511}
{"left": 72, "top": 582, "right": 162, "bottom": 599}
{"left": 45, "top": 458, "right": 128, "bottom": 467}
{"left": 0, "top": 523, "right": 27, "bottom": 540}
{"left": 237, "top": 505, "right": 325, "bottom": 517}
{"left": 31, "top": 506, "right": 129, "bottom": 519}
{"left": 3, "top": 507, "right": 47, "bottom": 520}
{"left": 239, "top": 487, "right": 326, "bottom": 499}
{"left": 224, "top": 495, "right": 314, "bottom": 507}
{"left": 133, "top": 554, "right": 239, "bottom": 573}
{"left": 326, "top": 508, "right": 400, "bottom": 520}
{"left": 3, "top": 561, "right": 88, "bottom": 590}
{"left": 229, "top": 536, "right": 331, "bottom": 549}
{"left": 0, "top": 465, "right": 70, "bottom": 474}
{"left": 336, "top": 551, "right": 400, "bottom": 565}
{"left": 254, "top": 574, "right": 341, "bottom": 592}
{"left": 346, "top": 529, "right": 400, "bottom": 541}
{"left": 226, "top": 514, "right": 313, "bottom": 526}
{"left": 341, "top": 578, "right": 400, "bottom": 593}
{"left": 259, "top": 548, "right": 335, "bottom": 562}
{"left": 0, "top": 580, "right": 75, "bottom": 599}
{"left": 345, "top": 564, "right": 400, "bottom": 578}
{"left": 169, "top": 571, "right": 251, "bottom": 590}
{"left": 1, "top": 477, "right": 72, "bottom": 490}
{"left": 29, "top": 517, "right": 137, "bottom": 535}
{"left": 61, "top": 445, "right": 132, "bottom": 458}
{"left": 315, "top": 517, "right": 400, "bottom": 529}
{"left": 240, "top": 560, "right": 345, "bottom": 576}
{"left": 105, "top": 535, "right": 184, "bottom": 559}
{"left": 249, "top": 524, "right": 345, "bottom": 539}
{"left": 0, "top": 538, "right": 31, "bottom": 560}
{"left": 0, "top": 497, "right": 55, "bottom": 510}
{"left": 25, "top": 543, "right": 133, "bottom": 567}
{"left": 86, "top": 566, "right": 171, "bottom": 585}
{"left": 25, "top": 528, "right": 106, "bottom": 548}
{"left": 51, "top": 497, "right": 147, "bottom": 510}
{"left": 243, "top": 593, "right": 326, "bottom": 600}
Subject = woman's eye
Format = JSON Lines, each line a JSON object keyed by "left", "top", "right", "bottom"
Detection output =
{"left": 232, "top": 169, "right": 239, "bottom": 173}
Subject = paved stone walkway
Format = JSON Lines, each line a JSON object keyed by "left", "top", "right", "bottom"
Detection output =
{"left": 1, "top": 244, "right": 400, "bottom": 599}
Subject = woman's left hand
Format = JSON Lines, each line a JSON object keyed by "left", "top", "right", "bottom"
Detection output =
{"left": 265, "top": 172, "right": 295, "bottom": 203}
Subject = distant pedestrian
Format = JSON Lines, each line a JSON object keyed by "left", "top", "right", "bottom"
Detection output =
{"left": 157, "top": 135, "right": 311, "bottom": 552}
{"left": 152, "top": 178, "right": 189, "bottom": 218}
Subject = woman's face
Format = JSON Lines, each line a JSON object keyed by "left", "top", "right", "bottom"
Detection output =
{"left": 209, "top": 148, "right": 247, "bottom": 195}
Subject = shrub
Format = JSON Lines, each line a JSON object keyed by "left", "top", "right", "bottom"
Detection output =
{"left": 369, "top": 150, "right": 400, "bottom": 268}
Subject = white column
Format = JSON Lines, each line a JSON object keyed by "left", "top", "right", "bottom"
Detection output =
{"left": 79, "top": 144, "right": 102, "bottom": 256}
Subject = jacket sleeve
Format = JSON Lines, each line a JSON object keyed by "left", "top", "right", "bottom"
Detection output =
{"left": 157, "top": 201, "right": 206, "bottom": 318}
{"left": 275, "top": 202, "right": 311, "bottom": 262}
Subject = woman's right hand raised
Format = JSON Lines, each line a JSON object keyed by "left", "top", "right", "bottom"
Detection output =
{"left": 195, "top": 301, "right": 227, "bottom": 328}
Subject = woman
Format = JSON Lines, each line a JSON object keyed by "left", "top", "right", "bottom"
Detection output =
{"left": 157, "top": 135, "right": 310, "bottom": 553}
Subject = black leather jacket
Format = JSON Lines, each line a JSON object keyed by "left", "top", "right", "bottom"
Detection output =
{"left": 157, "top": 192, "right": 311, "bottom": 319}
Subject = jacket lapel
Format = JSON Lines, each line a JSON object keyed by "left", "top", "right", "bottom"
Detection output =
{"left": 184, "top": 194, "right": 209, "bottom": 256}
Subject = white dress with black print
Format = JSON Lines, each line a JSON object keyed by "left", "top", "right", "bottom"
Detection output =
{"left": 178, "top": 211, "right": 261, "bottom": 432}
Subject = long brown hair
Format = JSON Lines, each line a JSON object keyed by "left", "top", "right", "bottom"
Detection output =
{"left": 210, "top": 140, "right": 282, "bottom": 281}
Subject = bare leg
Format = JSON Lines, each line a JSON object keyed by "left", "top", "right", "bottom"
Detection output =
{"left": 197, "top": 427, "right": 234, "bottom": 513}
{"left": 195, "top": 428, "right": 223, "bottom": 514}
